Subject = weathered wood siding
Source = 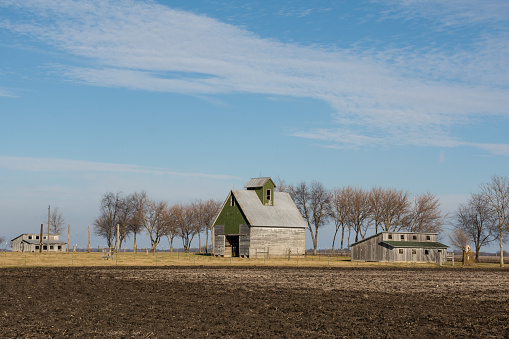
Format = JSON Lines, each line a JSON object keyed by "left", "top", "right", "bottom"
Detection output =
{"left": 249, "top": 227, "right": 305, "bottom": 257}
{"left": 239, "top": 224, "right": 250, "bottom": 257}
{"left": 351, "top": 234, "right": 386, "bottom": 261}
{"left": 213, "top": 225, "right": 225, "bottom": 256}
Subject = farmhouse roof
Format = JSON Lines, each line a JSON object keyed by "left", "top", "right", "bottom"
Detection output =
{"left": 244, "top": 177, "right": 275, "bottom": 188}
{"left": 232, "top": 190, "right": 306, "bottom": 228}
{"left": 382, "top": 241, "right": 448, "bottom": 249}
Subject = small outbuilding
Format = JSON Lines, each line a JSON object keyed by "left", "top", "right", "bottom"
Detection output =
{"left": 213, "top": 177, "right": 307, "bottom": 258}
{"left": 11, "top": 233, "right": 67, "bottom": 252}
{"left": 350, "top": 232, "right": 448, "bottom": 263}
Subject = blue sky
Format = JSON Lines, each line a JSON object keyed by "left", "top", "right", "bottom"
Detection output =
{"left": 1, "top": 0, "right": 508, "bottom": 251}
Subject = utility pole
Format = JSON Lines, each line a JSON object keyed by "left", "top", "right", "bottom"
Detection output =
{"left": 47, "top": 205, "right": 50, "bottom": 254}
{"left": 87, "top": 225, "right": 90, "bottom": 253}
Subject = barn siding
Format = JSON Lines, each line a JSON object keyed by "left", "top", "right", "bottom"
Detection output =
{"left": 213, "top": 225, "right": 225, "bottom": 256}
{"left": 239, "top": 224, "right": 250, "bottom": 257}
{"left": 249, "top": 227, "right": 305, "bottom": 257}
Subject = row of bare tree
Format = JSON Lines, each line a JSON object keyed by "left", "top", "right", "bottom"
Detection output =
{"left": 94, "top": 191, "right": 221, "bottom": 253}
{"left": 279, "top": 179, "right": 445, "bottom": 255}
{"left": 452, "top": 175, "right": 509, "bottom": 266}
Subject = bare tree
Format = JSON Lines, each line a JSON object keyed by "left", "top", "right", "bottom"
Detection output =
{"left": 129, "top": 191, "right": 148, "bottom": 253}
{"left": 479, "top": 175, "right": 509, "bottom": 267}
{"left": 348, "top": 187, "right": 371, "bottom": 243}
{"left": 94, "top": 192, "right": 123, "bottom": 248}
{"left": 274, "top": 176, "right": 288, "bottom": 193}
{"left": 369, "top": 187, "right": 385, "bottom": 234}
{"left": 165, "top": 203, "right": 182, "bottom": 252}
{"left": 448, "top": 228, "right": 471, "bottom": 252}
{"left": 0, "top": 235, "right": 5, "bottom": 248}
{"left": 178, "top": 203, "right": 200, "bottom": 253}
{"left": 455, "top": 193, "right": 495, "bottom": 262}
{"left": 144, "top": 200, "right": 169, "bottom": 252}
{"left": 330, "top": 186, "right": 352, "bottom": 255}
{"left": 405, "top": 193, "right": 444, "bottom": 234}
{"left": 379, "top": 188, "right": 410, "bottom": 232}
{"left": 193, "top": 199, "right": 221, "bottom": 254}
{"left": 116, "top": 196, "right": 135, "bottom": 251}
{"left": 49, "top": 207, "right": 65, "bottom": 235}
{"left": 289, "top": 181, "right": 330, "bottom": 255}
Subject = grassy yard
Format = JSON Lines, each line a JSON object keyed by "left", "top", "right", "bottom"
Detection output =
{"left": 0, "top": 251, "right": 500, "bottom": 268}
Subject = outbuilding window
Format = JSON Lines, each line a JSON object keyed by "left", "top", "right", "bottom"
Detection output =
{"left": 388, "top": 234, "right": 392, "bottom": 239}
{"left": 412, "top": 235, "right": 417, "bottom": 240}
{"left": 399, "top": 249, "right": 403, "bottom": 254}
{"left": 400, "top": 235, "right": 405, "bottom": 240}
{"left": 426, "top": 236, "right": 431, "bottom": 241}
{"left": 425, "top": 250, "right": 429, "bottom": 255}
{"left": 412, "top": 249, "right": 416, "bottom": 254}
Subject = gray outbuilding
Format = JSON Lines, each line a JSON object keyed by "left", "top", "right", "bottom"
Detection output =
{"left": 350, "top": 232, "right": 448, "bottom": 263}
{"left": 11, "top": 233, "right": 67, "bottom": 252}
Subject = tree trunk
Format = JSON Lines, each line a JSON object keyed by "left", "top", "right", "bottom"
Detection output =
{"left": 312, "top": 228, "right": 318, "bottom": 255}
{"left": 340, "top": 225, "right": 345, "bottom": 256}
{"left": 500, "top": 235, "right": 504, "bottom": 267}
{"left": 133, "top": 233, "right": 137, "bottom": 253}
{"left": 205, "top": 228, "right": 209, "bottom": 254}
{"left": 475, "top": 245, "right": 480, "bottom": 263}
{"left": 198, "top": 232, "right": 202, "bottom": 253}
{"left": 331, "top": 226, "right": 339, "bottom": 254}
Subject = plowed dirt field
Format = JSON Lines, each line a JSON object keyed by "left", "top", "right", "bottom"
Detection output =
{"left": 1, "top": 266, "right": 508, "bottom": 338}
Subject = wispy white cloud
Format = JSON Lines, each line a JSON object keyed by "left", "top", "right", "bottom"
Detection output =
{"left": 1, "top": 0, "right": 508, "bottom": 153}
{"left": 380, "top": 0, "right": 509, "bottom": 27}
{"left": 0, "top": 155, "right": 237, "bottom": 180}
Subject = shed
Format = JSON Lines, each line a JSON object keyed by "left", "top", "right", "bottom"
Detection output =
{"left": 350, "top": 232, "right": 448, "bottom": 263}
{"left": 213, "top": 177, "right": 306, "bottom": 257}
{"left": 11, "top": 233, "right": 66, "bottom": 253}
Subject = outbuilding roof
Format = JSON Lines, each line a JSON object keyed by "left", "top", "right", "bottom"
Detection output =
{"left": 232, "top": 190, "right": 307, "bottom": 228}
{"left": 244, "top": 177, "right": 275, "bottom": 188}
{"left": 382, "top": 241, "right": 448, "bottom": 249}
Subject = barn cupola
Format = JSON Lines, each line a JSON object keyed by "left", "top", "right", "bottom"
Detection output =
{"left": 244, "top": 177, "right": 276, "bottom": 206}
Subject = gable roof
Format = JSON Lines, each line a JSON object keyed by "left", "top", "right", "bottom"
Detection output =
{"left": 244, "top": 177, "right": 275, "bottom": 188}
{"left": 232, "top": 190, "right": 306, "bottom": 228}
{"left": 382, "top": 241, "right": 448, "bottom": 249}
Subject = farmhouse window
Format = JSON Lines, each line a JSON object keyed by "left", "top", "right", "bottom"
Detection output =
{"left": 266, "top": 189, "right": 271, "bottom": 201}
{"left": 426, "top": 236, "right": 431, "bottom": 241}
{"left": 28, "top": 235, "right": 32, "bottom": 239}
{"left": 43, "top": 245, "right": 47, "bottom": 250}
{"left": 35, "top": 246, "right": 39, "bottom": 250}
{"left": 400, "top": 235, "right": 405, "bottom": 240}
{"left": 425, "top": 250, "right": 429, "bottom": 255}
{"left": 36, "top": 236, "right": 39, "bottom": 239}
{"left": 388, "top": 234, "right": 392, "bottom": 239}
{"left": 58, "top": 246, "right": 61, "bottom": 250}
{"left": 412, "top": 249, "right": 416, "bottom": 254}
{"left": 399, "top": 249, "right": 403, "bottom": 254}
{"left": 50, "top": 246, "right": 54, "bottom": 250}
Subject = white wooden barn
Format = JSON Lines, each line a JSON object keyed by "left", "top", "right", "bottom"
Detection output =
{"left": 213, "top": 177, "right": 307, "bottom": 258}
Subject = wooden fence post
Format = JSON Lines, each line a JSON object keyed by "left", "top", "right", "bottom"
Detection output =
{"left": 87, "top": 225, "right": 90, "bottom": 253}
